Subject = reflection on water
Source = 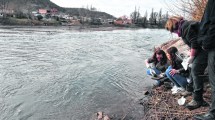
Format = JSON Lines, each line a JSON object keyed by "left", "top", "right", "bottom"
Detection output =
{"left": 0, "top": 28, "right": 172, "bottom": 120}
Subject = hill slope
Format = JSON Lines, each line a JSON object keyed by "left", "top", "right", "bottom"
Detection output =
{"left": 6, "top": 0, "right": 115, "bottom": 19}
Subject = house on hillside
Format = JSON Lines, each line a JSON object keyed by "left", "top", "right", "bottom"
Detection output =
{"left": 0, "top": 9, "right": 14, "bottom": 17}
{"left": 37, "top": 8, "right": 59, "bottom": 20}
{"left": 0, "top": 9, "right": 14, "bottom": 14}
{"left": 38, "top": 9, "right": 47, "bottom": 15}
{"left": 114, "top": 16, "right": 132, "bottom": 25}
{"left": 50, "top": 8, "right": 58, "bottom": 15}
{"left": 107, "top": 19, "right": 114, "bottom": 24}
{"left": 32, "top": 11, "right": 40, "bottom": 16}
{"left": 0, "top": 9, "right": 14, "bottom": 18}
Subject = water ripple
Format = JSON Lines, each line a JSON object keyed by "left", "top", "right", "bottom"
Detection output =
{"left": 0, "top": 28, "right": 173, "bottom": 120}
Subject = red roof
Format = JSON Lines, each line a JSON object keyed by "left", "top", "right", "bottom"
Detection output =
{"left": 39, "top": 9, "right": 47, "bottom": 14}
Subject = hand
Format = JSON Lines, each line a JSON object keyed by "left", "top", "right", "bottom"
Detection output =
{"left": 146, "top": 64, "right": 151, "bottom": 68}
{"left": 187, "top": 56, "right": 194, "bottom": 64}
{"left": 169, "top": 69, "right": 179, "bottom": 76}
{"left": 149, "top": 69, "right": 156, "bottom": 76}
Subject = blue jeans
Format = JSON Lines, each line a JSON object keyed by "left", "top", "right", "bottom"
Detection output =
{"left": 146, "top": 68, "right": 162, "bottom": 85}
{"left": 165, "top": 66, "right": 188, "bottom": 89}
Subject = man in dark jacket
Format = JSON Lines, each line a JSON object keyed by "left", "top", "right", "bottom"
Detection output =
{"left": 194, "top": 0, "right": 215, "bottom": 119}
{"left": 180, "top": 21, "right": 209, "bottom": 110}
{"left": 181, "top": 22, "right": 209, "bottom": 110}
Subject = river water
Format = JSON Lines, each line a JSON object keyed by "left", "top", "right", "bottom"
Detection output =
{"left": 0, "top": 27, "right": 174, "bottom": 120}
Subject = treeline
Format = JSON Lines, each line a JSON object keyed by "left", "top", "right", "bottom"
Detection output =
{"left": 165, "top": 0, "right": 207, "bottom": 21}
{"left": 130, "top": 7, "right": 169, "bottom": 28}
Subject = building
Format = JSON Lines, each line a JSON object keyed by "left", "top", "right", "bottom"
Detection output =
{"left": 38, "top": 9, "right": 47, "bottom": 15}
{"left": 0, "top": 9, "right": 14, "bottom": 14}
{"left": 114, "top": 16, "right": 132, "bottom": 25}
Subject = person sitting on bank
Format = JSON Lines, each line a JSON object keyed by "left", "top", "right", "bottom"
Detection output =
{"left": 165, "top": 16, "right": 209, "bottom": 110}
{"left": 145, "top": 48, "right": 169, "bottom": 86}
{"left": 165, "top": 47, "right": 189, "bottom": 94}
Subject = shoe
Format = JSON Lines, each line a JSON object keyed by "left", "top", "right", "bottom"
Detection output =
{"left": 164, "top": 82, "right": 172, "bottom": 89}
{"left": 171, "top": 85, "right": 178, "bottom": 92}
{"left": 186, "top": 100, "right": 201, "bottom": 110}
{"left": 172, "top": 87, "right": 185, "bottom": 95}
{"left": 186, "top": 100, "right": 209, "bottom": 110}
{"left": 193, "top": 113, "right": 215, "bottom": 120}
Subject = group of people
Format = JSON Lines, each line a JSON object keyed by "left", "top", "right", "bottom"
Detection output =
{"left": 145, "top": 46, "right": 190, "bottom": 92}
{"left": 146, "top": 0, "right": 215, "bottom": 119}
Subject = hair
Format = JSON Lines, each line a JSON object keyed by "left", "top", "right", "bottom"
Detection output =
{"left": 165, "top": 16, "right": 183, "bottom": 32}
{"left": 151, "top": 47, "right": 167, "bottom": 66}
{"left": 166, "top": 47, "right": 178, "bottom": 67}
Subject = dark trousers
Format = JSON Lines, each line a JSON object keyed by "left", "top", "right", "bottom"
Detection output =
{"left": 208, "top": 49, "right": 215, "bottom": 114}
{"left": 192, "top": 50, "right": 208, "bottom": 102}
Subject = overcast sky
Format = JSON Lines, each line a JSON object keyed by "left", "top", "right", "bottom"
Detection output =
{"left": 50, "top": 0, "right": 172, "bottom": 17}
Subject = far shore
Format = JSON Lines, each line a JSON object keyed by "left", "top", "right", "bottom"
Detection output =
{"left": 0, "top": 25, "right": 157, "bottom": 32}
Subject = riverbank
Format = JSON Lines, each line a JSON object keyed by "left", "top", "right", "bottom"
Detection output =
{"left": 0, "top": 17, "right": 164, "bottom": 29}
{"left": 141, "top": 82, "right": 211, "bottom": 119}
{"left": 140, "top": 39, "right": 211, "bottom": 120}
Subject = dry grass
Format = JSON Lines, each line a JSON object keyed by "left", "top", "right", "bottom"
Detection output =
{"left": 141, "top": 82, "right": 211, "bottom": 120}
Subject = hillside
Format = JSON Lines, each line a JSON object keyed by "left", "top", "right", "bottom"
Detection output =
{"left": 65, "top": 8, "right": 116, "bottom": 19}
{"left": 6, "top": 0, "right": 65, "bottom": 12}
{"left": 5, "top": 0, "right": 115, "bottom": 19}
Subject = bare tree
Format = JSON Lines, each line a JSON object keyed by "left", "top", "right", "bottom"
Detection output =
{"left": 158, "top": 8, "right": 162, "bottom": 25}
{"left": 164, "top": 0, "right": 207, "bottom": 21}
{"left": 0, "top": 0, "right": 10, "bottom": 18}
{"left": 130, "top": 6, "right": 141, "bottom": 24}
{"left": 149, "top": 8, "right": 158, "bottom": 25}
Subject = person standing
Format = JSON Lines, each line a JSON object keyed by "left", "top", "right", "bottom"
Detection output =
{"left": 165, "top": 16, "right": 208, "bottom": 110}
{"left": 194, "top": 0, "right": 215, "bottom": 119}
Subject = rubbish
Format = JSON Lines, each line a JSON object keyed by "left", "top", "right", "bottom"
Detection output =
{"left": 181, "top": 58, "right": 189, "bottom": 70}
{"left": 178, "top": 96, "right": 186, "bottom": 106}
{"left": 186, "top": 78, "right": 192, "bottom": 83}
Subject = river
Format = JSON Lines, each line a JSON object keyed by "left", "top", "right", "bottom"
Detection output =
{"left": 0, "top": 27, "right": 174, "bottom": 120}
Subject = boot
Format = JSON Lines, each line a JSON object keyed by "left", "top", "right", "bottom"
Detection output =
{"left": 186, "top": 100, "right": 209, "bottom": 110}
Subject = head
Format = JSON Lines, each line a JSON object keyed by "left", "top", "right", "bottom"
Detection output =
{"left": 165, "top": 16, "right": 184, "bottom": 35}
{"left": 166, "top": 47, "right": 178, "bottom": 61}
{"left": 152, "top": 48, "right": 167, "bottom": 65}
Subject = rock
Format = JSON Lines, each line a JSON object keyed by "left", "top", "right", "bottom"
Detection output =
{"left": 91, "top": 112, "right": 111, "bottom": 120}
{"left": 103, "top": 115, "right": 110, "bottom": 120}
{"left": 97, "top": 111, "right": 103, "bottom": 120}
{"left": 144, "top": 91, "right": 150, "bottom": 95}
